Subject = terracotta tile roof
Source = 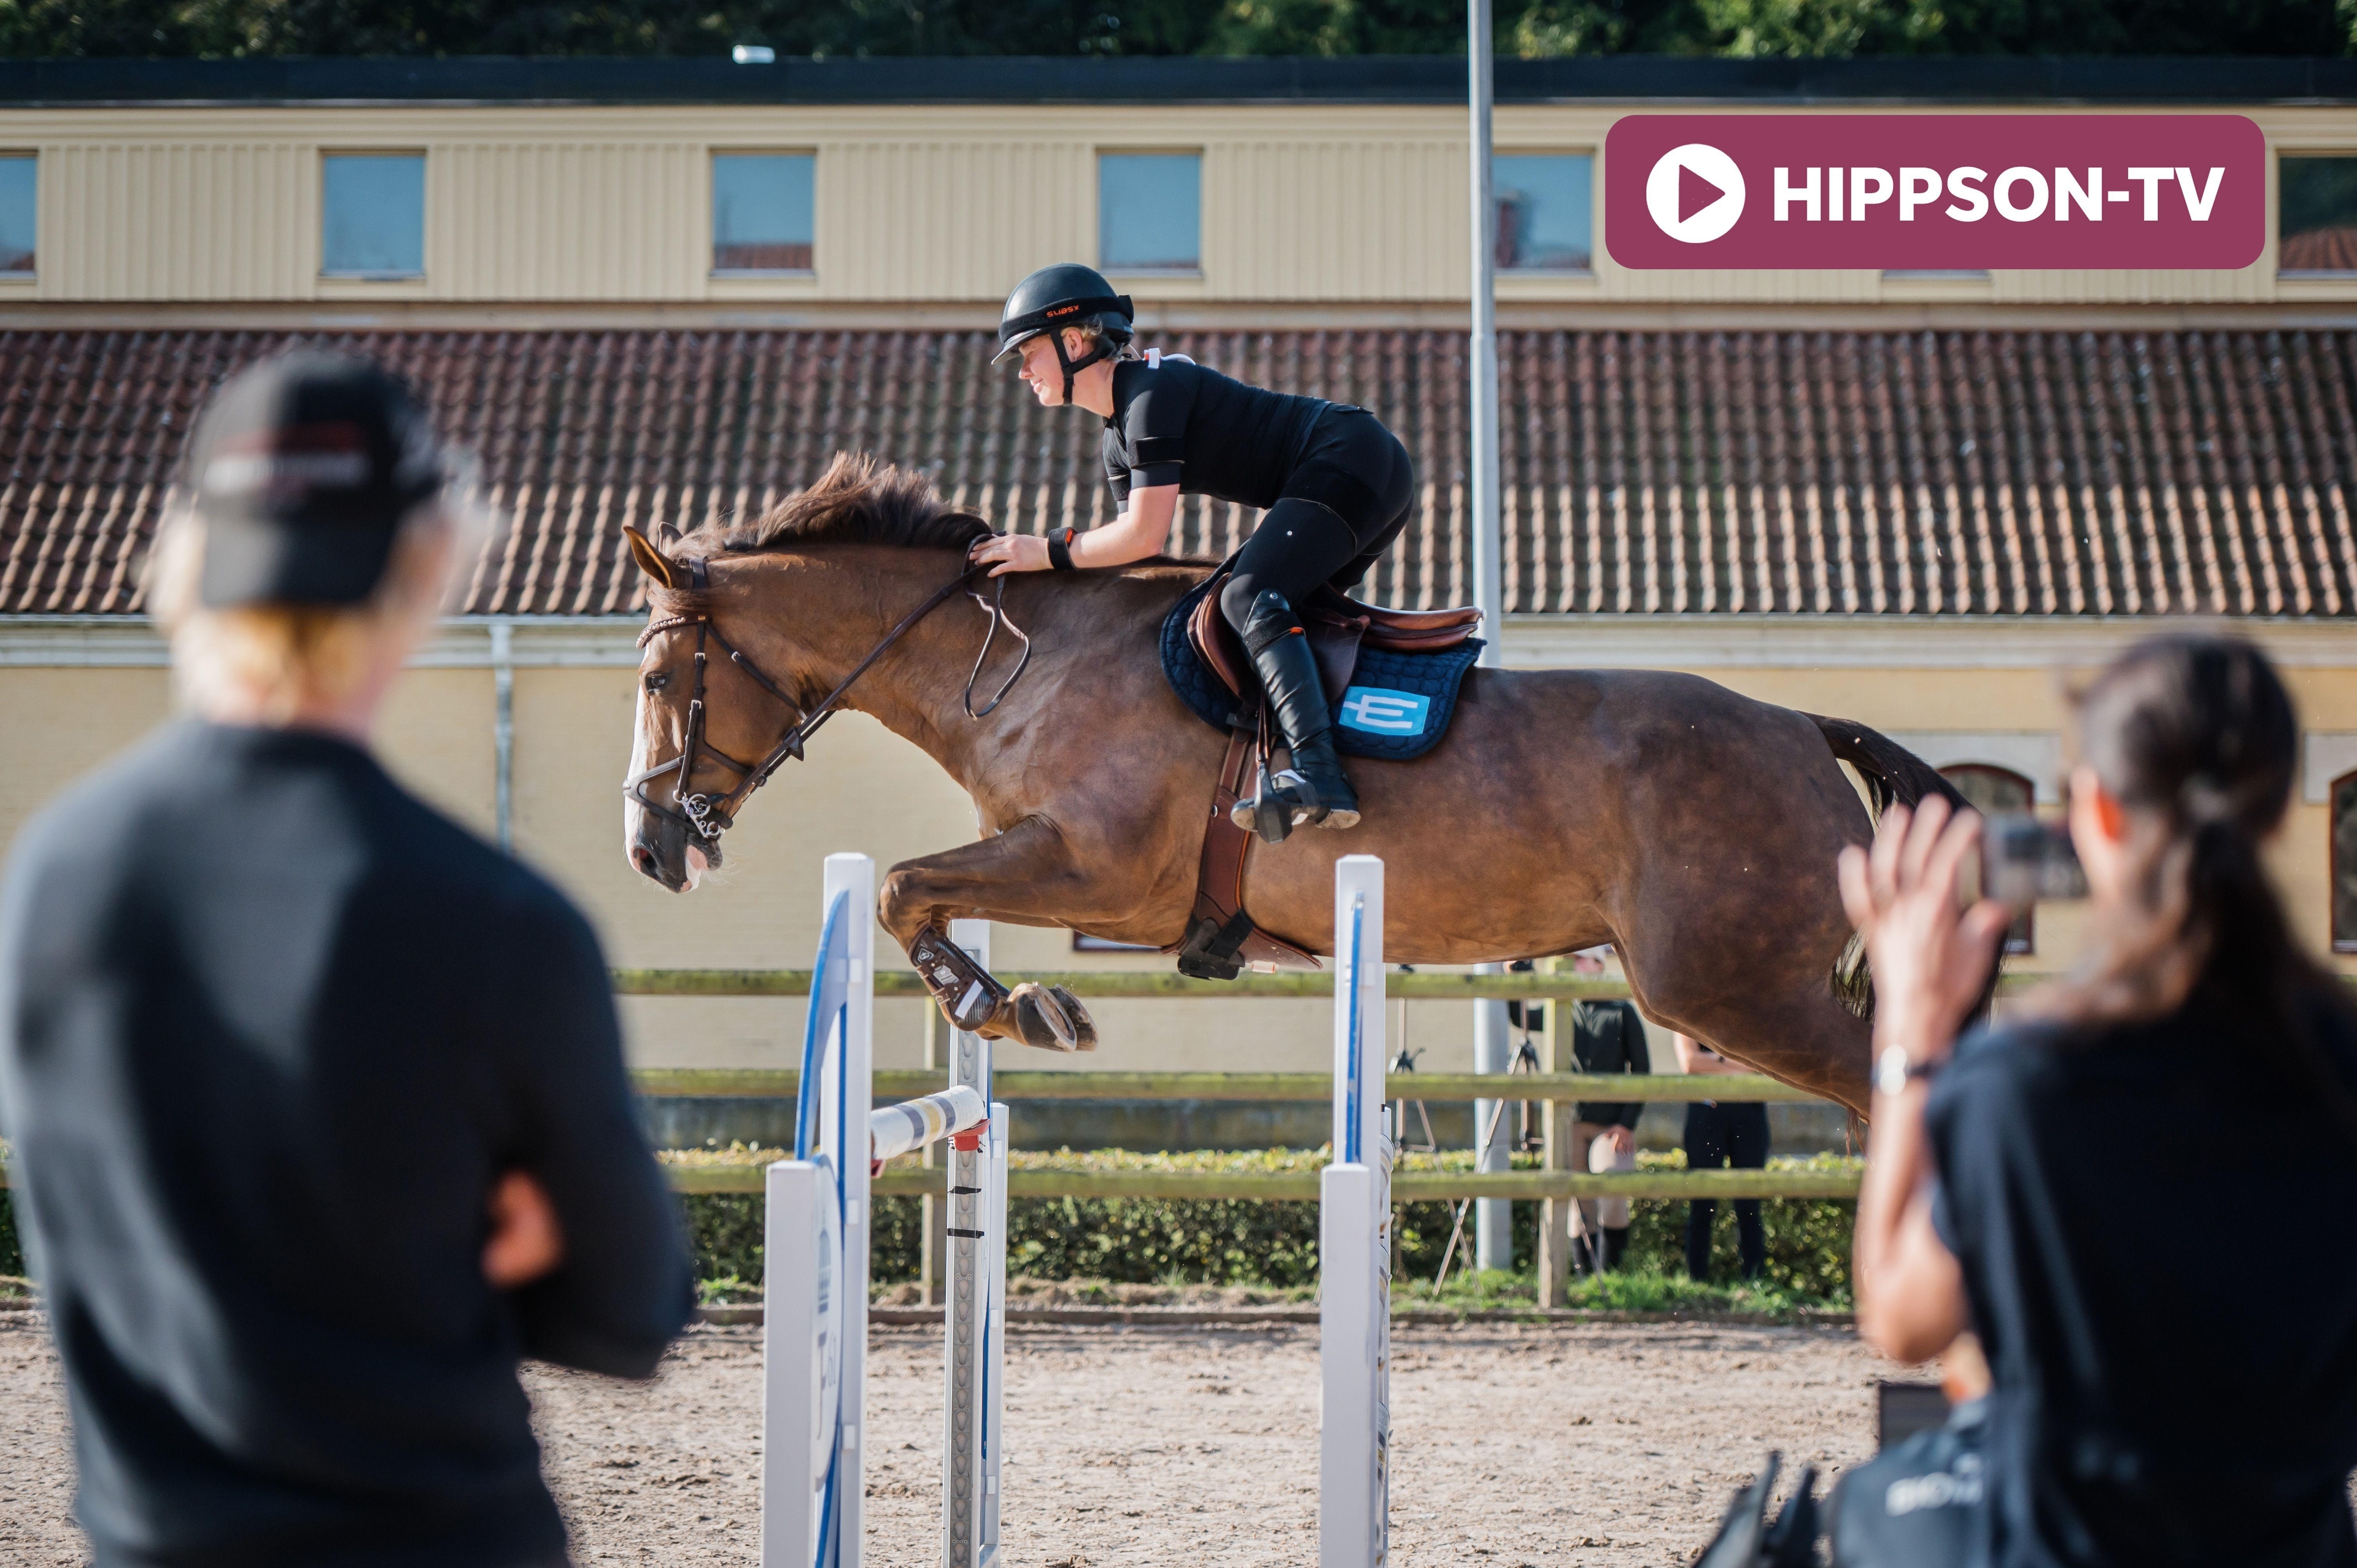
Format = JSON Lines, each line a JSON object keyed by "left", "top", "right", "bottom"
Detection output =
{"left": 6, "top": 325, "right": 2357, "bottom": 618}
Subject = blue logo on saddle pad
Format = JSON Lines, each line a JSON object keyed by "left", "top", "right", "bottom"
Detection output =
{"left": 1337, "top": 686, "right": 1430, "bottom": 736}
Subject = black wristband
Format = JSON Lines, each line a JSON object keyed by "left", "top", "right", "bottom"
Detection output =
{"left": 1047, "top": 528, "right": 1076, "bottom": 571}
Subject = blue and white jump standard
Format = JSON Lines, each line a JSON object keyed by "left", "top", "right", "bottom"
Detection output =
{"left": 762, "top": 854, "right": 1008, "bottom": 1568}
{"left": 1322, "top": 854, "right": 1393, "bottom": 1568}
{"left": 763, "top": 852, "right": 1390, "bottom": 1567}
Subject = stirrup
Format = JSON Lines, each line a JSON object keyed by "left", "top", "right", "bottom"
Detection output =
{"left": 1228, "top": 765, "right": 1349, "bottom": 843}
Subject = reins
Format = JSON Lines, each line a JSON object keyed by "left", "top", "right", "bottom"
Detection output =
{"left": 627, "top": 555, "right": 1032, "bottom": 843}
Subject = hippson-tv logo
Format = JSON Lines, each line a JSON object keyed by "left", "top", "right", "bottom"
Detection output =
{"left": 1605, "top": 114, "right": 2264, "bottom": 271}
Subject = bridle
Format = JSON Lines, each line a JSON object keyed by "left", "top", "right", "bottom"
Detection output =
{"left": 625, "top": 552, "right": 1031, "bottom": 844}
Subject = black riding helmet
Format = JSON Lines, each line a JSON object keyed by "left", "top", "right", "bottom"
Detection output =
{"left": 994, "top": 263, "right": 1134, "bottom": 404}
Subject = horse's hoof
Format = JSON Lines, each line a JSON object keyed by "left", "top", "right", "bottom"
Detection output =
{"left": 1005, "top": 981, "right": 1084, "bottom": 1052}
{"left": 1048, "top": 985, "right": 1099, "bottom": 1052}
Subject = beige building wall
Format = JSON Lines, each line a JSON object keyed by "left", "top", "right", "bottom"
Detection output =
{"left": 6, "top": 614, "right": 2355, "bottom": 1087}
{"left": 2, "top": 101, "right": 2353, "bottom": 309}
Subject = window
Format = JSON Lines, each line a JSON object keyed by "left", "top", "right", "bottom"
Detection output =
{"left": 2334, "top": 770, "right": 2357, "bottom": 952}
{"left": 1493, "top": 153, "right": 1592, "bottom": 272}
{"left": 712, "top": 152, "right": 814, "bottom": 274}
{"left": 0, "top": 156, "right": 33, "bottom": 274}
{"left": 2278, "top": 156, "right": 2357, "bottom": 274}
{"left": 321, "top": 153, "right": 424, "bottom": 279}
{"left": 1099, "top": 152, "right": 1200, "bottom": 273}
{"left": 1941, "top": 763, "right": 2037, "bottom": 955}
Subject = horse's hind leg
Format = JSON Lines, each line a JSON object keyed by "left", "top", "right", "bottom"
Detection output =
{"left": 878, "top": 818, "right": 1102, "bottom": 1053}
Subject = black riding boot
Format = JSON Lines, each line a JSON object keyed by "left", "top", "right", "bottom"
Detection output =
{"left": 1230, "top": 590, "right": 1361, "bottom": 836}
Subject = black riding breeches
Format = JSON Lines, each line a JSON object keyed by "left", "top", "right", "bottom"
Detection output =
{"left": 1684, "top": 1100, "right": 1770, "bottom": 1281}
{"left": 1219, "top": 408, "right": 1415, "bottom": 634}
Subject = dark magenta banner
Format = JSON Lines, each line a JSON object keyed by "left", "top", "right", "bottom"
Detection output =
{"left": 1601, "top": 114, "right": 2266, "bottom": 270}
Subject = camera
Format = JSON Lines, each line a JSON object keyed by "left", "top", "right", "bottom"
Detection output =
{"left": 1980, "top": 813, "right": 2087, "bottom": 906}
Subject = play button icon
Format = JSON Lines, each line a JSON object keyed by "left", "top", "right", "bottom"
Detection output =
{"left": 1646, "top": 144, "right": 1746, "bottom": 244}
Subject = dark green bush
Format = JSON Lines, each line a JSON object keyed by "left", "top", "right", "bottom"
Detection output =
{"left": 1, "top": 1189, "right": 22, "bottom": 1282}
{"left": 677, "top": 1148, "right": 1857, "bottom": 1306}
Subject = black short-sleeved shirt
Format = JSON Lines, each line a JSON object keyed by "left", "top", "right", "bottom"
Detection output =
{"left": 0, "top": 720, "right": 695, "bottom": 1568}
{"left": 1925, "top": 1002, "right": 2357, "bottom": 1568}
{"left": 1565, "top": 1000, "right": 1652, "bottom": 1129}
{"left": 1101, "top": 355, "right": 1330, "bottom": 508}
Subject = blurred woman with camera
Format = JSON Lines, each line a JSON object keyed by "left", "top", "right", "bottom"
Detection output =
{"left": 1835, "top": 634, "right": 2357, "bottom": 1567}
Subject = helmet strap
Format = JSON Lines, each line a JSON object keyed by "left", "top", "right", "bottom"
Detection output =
{"left": 1051, "top": 329, "right": 1114, "bottom": 406}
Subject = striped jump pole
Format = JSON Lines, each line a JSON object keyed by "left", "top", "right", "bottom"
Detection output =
{"left": 1321, "top": 854, "right": 1392, "bottom": 1568}
{"left": 763, "top": 856, "right": 1010, "bottom": 1568}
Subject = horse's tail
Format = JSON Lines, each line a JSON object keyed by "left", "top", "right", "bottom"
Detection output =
{"left": 1807, "top": 713, "right": 1970, "bottom": 819}
{"left": 1806, "top": 714, "right": 1985, "bottom": 1023}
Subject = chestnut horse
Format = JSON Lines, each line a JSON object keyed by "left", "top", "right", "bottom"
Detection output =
{"left": 621, "top": 457, "right": 1959, "bottom": 1113}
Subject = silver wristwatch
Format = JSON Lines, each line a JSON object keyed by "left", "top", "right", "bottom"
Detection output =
{"left": 1875, "top": 1044, "right": 1934, "bottom": 1097}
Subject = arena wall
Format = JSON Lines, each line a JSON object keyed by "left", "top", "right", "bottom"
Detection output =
{"left": 6, "top": 616, "right": 2352, "bottom": 1080}
{"left": 4, "top": 100, "right": 2357, "bottom": 310}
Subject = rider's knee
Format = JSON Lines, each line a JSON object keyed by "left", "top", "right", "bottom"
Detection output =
{"left": 1218, "top": 574, "right": 1260, "bottom": 635}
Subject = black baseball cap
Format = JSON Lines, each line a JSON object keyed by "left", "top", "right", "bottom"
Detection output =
{"left": 187, "top": 352, "right": 449, "bottom": 609}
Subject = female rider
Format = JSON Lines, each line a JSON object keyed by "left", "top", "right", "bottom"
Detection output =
{"left": 969, "top": 262, "right": 1416, "bottom": 833}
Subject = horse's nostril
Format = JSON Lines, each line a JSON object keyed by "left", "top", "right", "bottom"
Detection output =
{"left": 632, "top": 846, "right": 657, "bottom": 877}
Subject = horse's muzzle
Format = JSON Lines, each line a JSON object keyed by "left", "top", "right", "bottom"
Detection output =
{"left": 629, "top": 812, "right": 711, "bottom": 894}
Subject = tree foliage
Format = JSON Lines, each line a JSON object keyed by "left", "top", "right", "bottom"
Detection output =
{"left": 1, "top": 0, "right": 2350, "bottom": 58}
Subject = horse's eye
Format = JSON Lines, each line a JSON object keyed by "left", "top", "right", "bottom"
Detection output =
{"left": 643, "top": 671, "right": 670, "bottom": 693}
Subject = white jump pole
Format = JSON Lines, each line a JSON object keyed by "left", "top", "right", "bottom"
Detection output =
{"left": 765, "top": 865, "right": 1010, "bottom": 1568}
{"left": 1321, "top": 855, "right": 1391, "bottom": 1568}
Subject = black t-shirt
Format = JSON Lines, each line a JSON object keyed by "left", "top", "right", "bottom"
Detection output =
{"left": 1101, "top": 355, "right": 1330, "bottom": 509}
{"left": 0, "top": 720, "right": 694, "bottom": 1568}
{"left": 1926, "top": 1002, "right": 2357, "bottom": 1568}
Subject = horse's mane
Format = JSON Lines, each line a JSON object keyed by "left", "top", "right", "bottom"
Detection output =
{"left": 678, "top": 451, "right": 993, "bottom": 559}
{"left": 644, "top": 451, "right": 1216, "bottom": 618}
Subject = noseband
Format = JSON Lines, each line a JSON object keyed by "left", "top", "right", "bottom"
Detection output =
{"left": 625, "top": 552, "right": 1032, "bottom": 844}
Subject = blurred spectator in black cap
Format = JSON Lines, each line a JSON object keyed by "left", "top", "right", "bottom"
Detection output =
{"left": 0, "top": 351, "right": 693, "bottom": 1568}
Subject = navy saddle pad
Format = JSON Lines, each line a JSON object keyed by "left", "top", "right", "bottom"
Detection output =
{"left": 1157, "top": 572, "right": 1481, "bottom": 763}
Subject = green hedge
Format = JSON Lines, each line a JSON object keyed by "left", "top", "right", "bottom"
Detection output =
{"left": 1, "top": 1189, "right": 21, "bottom": 1282}
{"left": 681, "top": 1149, "right": 1859, "bottom": 1306}
{"left": 1, "top": 1149, "right": 1856, "bottom": 1307}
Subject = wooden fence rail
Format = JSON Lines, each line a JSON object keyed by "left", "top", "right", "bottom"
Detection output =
{"left": 615, "top": 967, "right": 2042, "bottom": 1001}
{"left": 632, "top": 1068, "right": 1826, "bottom": 1103}
{"left": 659, "top": 1164, "right": 1860, "bottom": 1202}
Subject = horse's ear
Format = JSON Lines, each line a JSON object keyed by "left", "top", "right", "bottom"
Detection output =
{"left": 623, "top": 525, "right": 684, "bottom": 590}
{"left": 656, "top": 522, "right": 683, "bottom": 550}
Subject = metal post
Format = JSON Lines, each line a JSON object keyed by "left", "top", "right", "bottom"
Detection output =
{"left": 1473, "top": 999, "right": 1513, "bottom": 1274}
{"left": 1467, "top": 0, "right": 1512, "bottom": 1281}
{"left": 1536, "top": 995, "right": 1573, "bottom": 1307}
{"left": 1467, "top": 0, "right": 1503, "bottom": 657}
{"left": 943, "top": 919, "right": 994, "bottom": 1568}
{"left": 490, "top": 617, "right": 514, "bottom": 851}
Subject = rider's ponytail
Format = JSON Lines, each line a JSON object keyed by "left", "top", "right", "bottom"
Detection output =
{"left": 2038, "top": 635, "right": 2357, "bottom": 1125}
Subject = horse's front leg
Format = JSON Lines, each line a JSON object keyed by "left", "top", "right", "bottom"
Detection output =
{"left": 878, "top": 816, "right": 1101, "bottom": 1053}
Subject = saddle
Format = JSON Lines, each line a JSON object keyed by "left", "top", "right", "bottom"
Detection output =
{"left": 1186, "top": 581, "right": 1483, "bottom": 706}
{"left": 1163, "top": 563, "right": 1483, "bottom": 981}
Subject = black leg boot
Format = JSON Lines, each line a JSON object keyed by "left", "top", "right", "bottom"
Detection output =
{"left": 1602, "top": 1227, "right": 1631, "bottom": 1273}
{"left": 1228, "top": 590, "right": 1361, "bottom": 834}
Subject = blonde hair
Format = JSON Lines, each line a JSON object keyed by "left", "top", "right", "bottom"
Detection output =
{"left": 142, "top": 499, "right": 473, "bottom": 723}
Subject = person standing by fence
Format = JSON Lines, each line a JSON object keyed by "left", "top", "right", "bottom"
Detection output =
{"left": 1674, "top": 1032, "right": 1770, "bottom": 1283}
{"left": 0, "top": 353, "right": 694, "bottom": 1568}
{"left": 1562, "top": 951, "right": 1651, "bottom": 1272}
